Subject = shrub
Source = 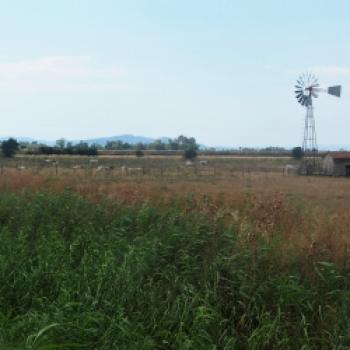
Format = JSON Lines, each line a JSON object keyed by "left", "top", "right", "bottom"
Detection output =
{"left": 1, "top": 138, "right": 19, "bottom": 157}
{"left": 292, "top": 146, "right": 303, "bottom": 159}
{"left": 183, "top": 148, "right": 197, "bottom": 160}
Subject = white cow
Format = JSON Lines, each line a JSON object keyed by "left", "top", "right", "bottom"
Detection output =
{"left": 96, "top": 165, "right": 114, "bottom": 173}
{"left": 284, "top": 164, "right": 297, "bottom": 175}
{"left": 121, "top": 166, "right": 143, "bottom": 176}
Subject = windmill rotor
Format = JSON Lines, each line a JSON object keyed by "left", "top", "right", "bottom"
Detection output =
{"left": 295, "top": 73, "right": 342, "bottom": 106}
{"left": 294, "top": 73, "right": 319, "bottom": 106}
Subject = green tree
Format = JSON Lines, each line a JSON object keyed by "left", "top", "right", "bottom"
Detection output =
{"left": 292, "top": 147, "right": 303, "bottom": 159}
{"left": 105, "top": 140, "right": 127, "bottom": 150}
{"left": 148, "top": 140, "right": 166, "bottom": 150}
{"left": 55, "top": 138, "right": 66, "bottom": 149}
{"left": 134, "top": 142, "right": 145, "bottom": 157}
{"left": 174, "top": 135, "right": 198, "bottom": 150}
{"left": 1, "top": 138, "right": 19, "bottom": 158}
{"left": 183, "top": 148, "right": 197, "bottom": 160}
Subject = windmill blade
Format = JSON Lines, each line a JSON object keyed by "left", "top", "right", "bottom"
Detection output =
{"left": 295, "top": 85, "right": 302, "bottom": 89}
{"left": 328, "top": 85, "right": 342, "bottom": 97}
{"left": 311, "top": 91, "right": 318, "bottom": 98}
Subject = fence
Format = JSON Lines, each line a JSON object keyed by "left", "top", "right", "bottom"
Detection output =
{"left": 0, "top": 163, "right": 296, "bottom": 180}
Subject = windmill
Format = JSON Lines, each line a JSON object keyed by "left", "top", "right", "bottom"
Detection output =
{"left": 295, "top": 73, "right": 341, "bottom": 174}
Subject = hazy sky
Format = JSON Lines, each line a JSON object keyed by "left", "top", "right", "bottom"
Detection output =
{"left": 1, "top": 0, "right": 349, "bottom": 147}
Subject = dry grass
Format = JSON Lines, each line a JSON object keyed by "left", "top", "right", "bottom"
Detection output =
{"left": 1, "top": 167, "right": 350, "bottom": 267}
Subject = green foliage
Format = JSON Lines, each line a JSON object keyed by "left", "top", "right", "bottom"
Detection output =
{"left": 55, "top": 138, "right": 66, "bottom": 149}
{"left": 292, "top": 146, "right": 304, "bottom": 159}
{"left": 183, "top": 148, "right": 197, "bottom": 160}
{"left": 38, "top": 142, "right": 97, "bottom": 156}
{"left": 1, "top": 138, "right": 19, "bottom": 158}
{"left": 104, "top": 135, "right": 199, "bottom": 152}
{"left": 0, "top": 192, "right": 350, "bottom": 348}
{"left": 105, "top": 140, "right": 131, "bottom": 150}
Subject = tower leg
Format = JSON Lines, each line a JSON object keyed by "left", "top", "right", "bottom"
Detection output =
{"left": 300, "top": 104, "right": 320, "bottom": 175}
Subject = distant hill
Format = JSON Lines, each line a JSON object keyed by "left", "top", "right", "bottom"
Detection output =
{"left": 82, "top": 134, "right": 170, "bottom": 146}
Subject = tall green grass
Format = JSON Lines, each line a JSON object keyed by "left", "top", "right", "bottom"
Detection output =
{"left": 0, "top": 191, "right": 349, "bottom": 349}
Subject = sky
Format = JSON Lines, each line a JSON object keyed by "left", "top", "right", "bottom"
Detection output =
{"left": 0, "top": 0, "right": 350, "bottom": 147}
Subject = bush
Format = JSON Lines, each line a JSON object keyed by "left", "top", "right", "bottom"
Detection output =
{"left": 292, "top": 146, "right": 303, "bottom": 159}
{"left": 1, "top": 138, "right": 19, "bottom": 157}
{"left": 135, "top": 149, "right": 144, "bottom": 157}
{"left": 183, "top": 148, "right": 197, "bottom": 160}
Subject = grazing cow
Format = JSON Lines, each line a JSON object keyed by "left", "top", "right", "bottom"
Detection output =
{"left": 121, "top": 166, "right": 143, "bottom": 176}
{"left": 185, "top": 160, "right": 193, "bottom": 166}
{"left": 72, "top": 165, "right": 81, "bottom": 170}
{"left": 284, "top": 164, "right": 297, "bottom": 175}
{"left": 89, "top": 159, "right": 98, "bottom": 165}
{"left": 199, "top": 160, "right": 208, "bottom": 166}
{"left": 17, "top": 165, "right": 26, "bottom": 170}
{"left": 96, "top": 165, "right": 114, "bottom": 174}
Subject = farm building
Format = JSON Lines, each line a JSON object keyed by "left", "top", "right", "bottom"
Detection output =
{"left": 323, "top": 152, "right": 350, "bottom": 176}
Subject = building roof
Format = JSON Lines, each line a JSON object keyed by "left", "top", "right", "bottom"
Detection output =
{"left": 325, "top": 152, "right": 350, "bottom": 160}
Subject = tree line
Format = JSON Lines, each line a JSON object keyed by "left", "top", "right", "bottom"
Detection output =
{"left": 0, "top": 135, "right": 200, "bottom": 159}
{"left": 0, "top": 136, "right": 305, "bottom": 159}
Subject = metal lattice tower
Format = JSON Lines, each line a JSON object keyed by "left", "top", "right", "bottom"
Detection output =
{"left": 302, "top": 99, "right": 320, "bottom": 174}
{"left": 295, "top": 73, "right": 342, "bottom": 175}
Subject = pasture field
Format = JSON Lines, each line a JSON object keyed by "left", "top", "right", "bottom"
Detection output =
{"left": 1, "top": 155, "right": 350, "bottom": 349}
{"left": 2, "top": 154, "right": 297, "bottom": 171}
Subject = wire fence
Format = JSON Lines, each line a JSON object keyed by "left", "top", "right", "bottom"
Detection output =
{"left": 0, "top": 164, "right": 297, "bottom": 179}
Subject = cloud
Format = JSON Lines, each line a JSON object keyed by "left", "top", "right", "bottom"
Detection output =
{"left": 0, "top": 56, "right": 127, "bottom": 93}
